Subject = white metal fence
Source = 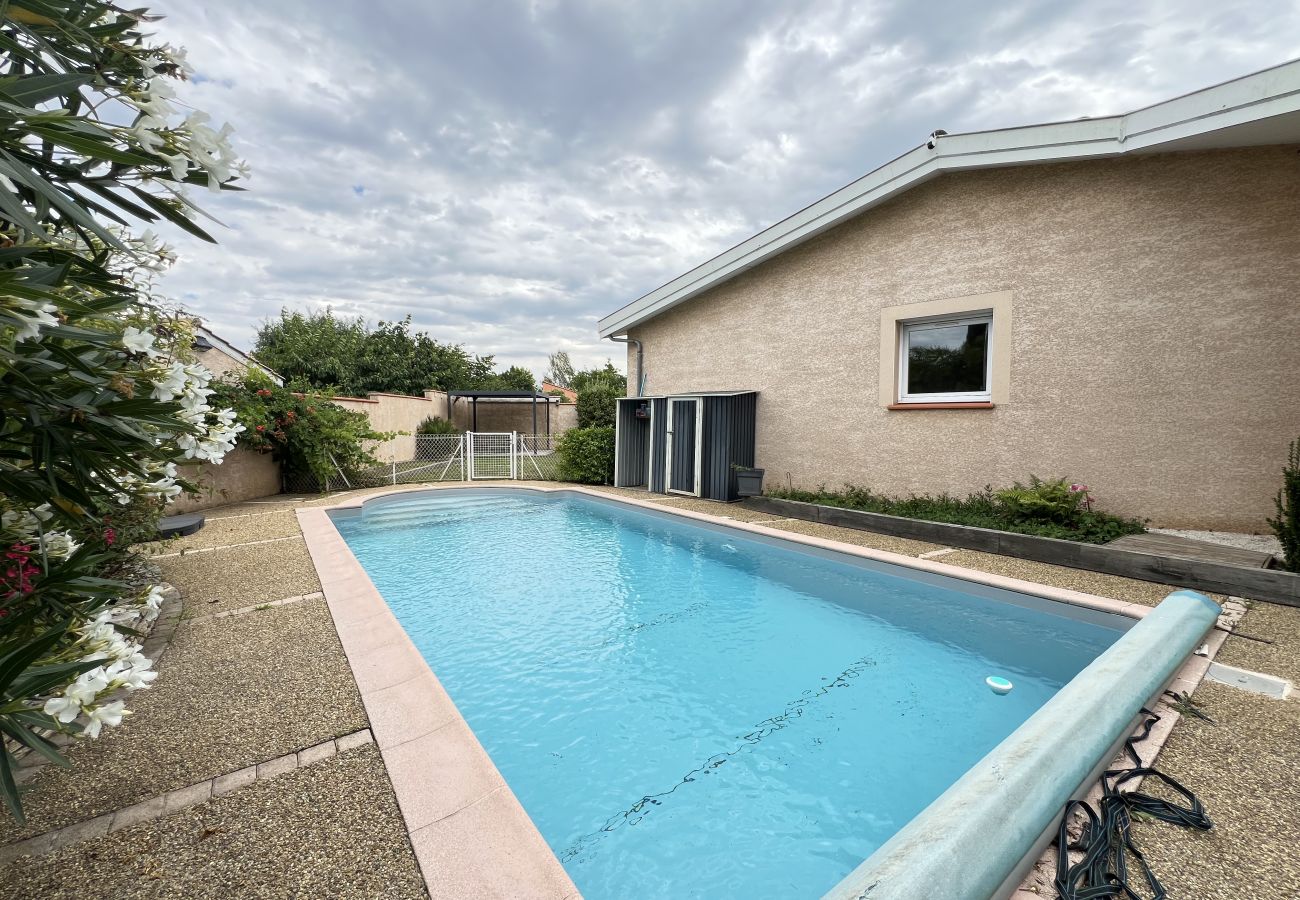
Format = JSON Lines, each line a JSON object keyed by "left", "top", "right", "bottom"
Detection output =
{"left": 291, "top": 432, "right": 562, "bottom": 493}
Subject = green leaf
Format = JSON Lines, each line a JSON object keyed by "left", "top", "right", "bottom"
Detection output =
{"left": 126, "top": 185, "right": 217, "bottom": 243}
{"left": 0, "top": 72, "right": 92, "bottom": 107}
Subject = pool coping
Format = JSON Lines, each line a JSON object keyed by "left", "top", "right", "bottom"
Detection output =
{"left": 296, "top": 483, "right": 1186, "bottom": 898}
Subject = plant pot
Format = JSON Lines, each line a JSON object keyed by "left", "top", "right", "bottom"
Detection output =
{"left": 734, "top": 467, "right": 765, "bottom": 497}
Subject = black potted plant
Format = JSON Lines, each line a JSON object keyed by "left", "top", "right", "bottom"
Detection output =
{"left": 733, "top": 463, "right": 765, "bottom": 497}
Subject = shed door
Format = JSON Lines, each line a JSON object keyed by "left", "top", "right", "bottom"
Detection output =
{"left": 665, "top": 398, "right": 701, "bottom": 496}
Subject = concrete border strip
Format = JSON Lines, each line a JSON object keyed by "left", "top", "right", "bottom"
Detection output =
{"left": 0, "top": 729, "right": 372, "bottom": 865}
{"left": 186, "top": 591, "right": 325, "bottom": 624}
{"left": 150, "top": 534, "right": 303, "bottom": 559}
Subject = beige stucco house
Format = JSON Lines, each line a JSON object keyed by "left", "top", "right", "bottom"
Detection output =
{"left": 599, "top": 62, "right": 1300, "bottom": 531}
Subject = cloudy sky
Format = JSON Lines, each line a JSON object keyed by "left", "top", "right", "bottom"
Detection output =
{"left": 153, "top": 1, "right": 1299, "bottom": 377}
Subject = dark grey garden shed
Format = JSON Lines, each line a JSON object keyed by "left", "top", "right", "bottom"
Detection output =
{"left": 614, "top": 391, "right": 758, "bottom": 501}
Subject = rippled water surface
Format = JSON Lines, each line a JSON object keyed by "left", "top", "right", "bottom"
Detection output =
{"left": 334, "top": 490, "right": 1125, "bottom": 899}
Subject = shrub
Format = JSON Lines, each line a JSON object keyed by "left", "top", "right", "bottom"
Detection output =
{"left": 1268, "top": 437, "right": 1300, "bottom": 572}
{"left": 416, "top": 415, "right": 461, "bottom": 435}
{"left": 995, "top": 476, "right": 1088, "bottom": 524}
{"left": 209, "top": 373, "right": 390, "bottom": 491}
{"left": 556, "top": 427, "right": 616, "bottom": 484}
{"left": 766, "top": 478, "right": 1145, "bottom": 544}
{"left": 576, "top": 383, "right": 618, "bottom": 429}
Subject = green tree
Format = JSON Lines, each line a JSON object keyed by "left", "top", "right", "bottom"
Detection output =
{"left": 577, "top": 382, "right": 618, "bottom": 428}
{"left": 493, "top": 365, "right": 536, "bottom": 392}
{"left": 571, "top": 361, "right": 626, "bottom": 395}
{"left": 253, "top": 309, "right": 513, "bottom": 395}
{"left": 546, "top": 350, "right": 575, "bottom": 388}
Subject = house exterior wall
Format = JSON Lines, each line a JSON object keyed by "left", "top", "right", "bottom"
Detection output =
{"left": 625, "top": 147, "right": 1300, "bottom": 531}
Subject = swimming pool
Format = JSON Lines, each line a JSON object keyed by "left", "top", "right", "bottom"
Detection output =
{"left": 331, "top": 488, "right": 1133, "bottom": 898}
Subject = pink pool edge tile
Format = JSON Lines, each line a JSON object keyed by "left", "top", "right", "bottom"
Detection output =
{"left": 408, "top": 787, "right": 577, "bottom": 900}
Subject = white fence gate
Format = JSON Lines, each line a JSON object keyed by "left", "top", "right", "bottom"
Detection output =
{"left": 340, "top": 433, "right": 561, "bottom": 489}
{"left": 467, "top": 431, "right": 515, "bottom": 480}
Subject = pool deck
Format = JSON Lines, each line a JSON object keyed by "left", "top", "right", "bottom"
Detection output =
{"left": 3, "top": 481, "right": 1297, "bottom": 899}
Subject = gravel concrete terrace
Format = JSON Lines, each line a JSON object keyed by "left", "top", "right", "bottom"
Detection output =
{"left": 5, "top": 482, "right": 1295, "bottom": 899}
{"left": 1, "top": 745, "right": 427, "bottom": 900}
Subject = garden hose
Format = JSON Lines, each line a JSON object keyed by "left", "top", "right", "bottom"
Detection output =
{"left": 1054, "top": 704, "right": 1213, "bottom": 900}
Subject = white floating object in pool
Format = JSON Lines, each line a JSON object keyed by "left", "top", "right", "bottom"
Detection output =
{"left": 986, "top": 676, "right": 1014, "bottom": 695}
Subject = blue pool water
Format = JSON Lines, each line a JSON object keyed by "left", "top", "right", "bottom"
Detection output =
{"left": 334, "top": 490, "right": 1127, "bottom": 899}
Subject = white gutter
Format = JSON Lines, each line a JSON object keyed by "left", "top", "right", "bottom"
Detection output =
{"left": 598, "top": 58, "right": 1300, "bottom": 339}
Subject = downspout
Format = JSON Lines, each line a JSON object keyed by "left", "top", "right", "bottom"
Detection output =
{"left": 608, "top": 334, "right": 643, "bottom": 397}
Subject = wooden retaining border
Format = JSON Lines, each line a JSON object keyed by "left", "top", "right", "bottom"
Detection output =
{"left": 745, "top": 496, "right": 1300, "bottom": 607}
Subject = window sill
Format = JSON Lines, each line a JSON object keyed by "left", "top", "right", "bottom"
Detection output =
{"left": 887, "top": 402, "right": 996, "bottom": 410}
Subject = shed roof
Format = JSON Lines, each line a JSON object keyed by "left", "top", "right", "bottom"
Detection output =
{"left": 598, "top": 59, "right": 1300, "bottom": 339}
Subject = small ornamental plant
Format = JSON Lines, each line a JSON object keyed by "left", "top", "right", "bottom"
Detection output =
{"left": 1268, "top": 437, "right": 1300, "bottom": 572}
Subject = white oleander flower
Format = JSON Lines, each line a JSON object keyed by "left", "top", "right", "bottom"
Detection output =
{"left": 121, "top": 326, "right": 160, "bottom": 357}
{"left": 43, "top": 696, "right": 82, "bottom": 724}
{"left": 12, "top": 302, "right": 58, "bottom": 341}
{"left": 84, "top": 701, "right": 127, "bottom": 738}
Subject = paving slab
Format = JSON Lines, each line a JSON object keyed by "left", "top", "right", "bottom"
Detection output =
{"left": 1214, "top": 600, "right": 1300, "bottom": 685}
{"left": 760, "top": 515, "right": 945, "bottom": 557}
{"left": 0, "top": 746, "right": 427, "bottom": 900}
{"left": 155, "top": 538, "right": 321, "bottom": 616}
{"left": 141, "top": 509, "right": 304, "bottom": 554}
{"left": 0, "top": 599, "right": 365, "bottom": 843}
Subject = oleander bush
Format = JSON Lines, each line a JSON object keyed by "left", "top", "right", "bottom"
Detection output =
{"left": 766, "top": 478, "right": 1146, "bottom": 544}
{"left": 0, "top": 1, "right": 248, "bottom": 821}
{"left": 556, "top": 426, "right": 616, "bottom": 485}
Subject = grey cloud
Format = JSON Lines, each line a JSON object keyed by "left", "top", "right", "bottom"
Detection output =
{"left": 152, "top": 0, "right": 1300, "bottom": 376}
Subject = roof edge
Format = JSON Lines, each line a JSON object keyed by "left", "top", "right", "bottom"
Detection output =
{"left": 598, "top": 59, "right": 1300, "bottom": 338}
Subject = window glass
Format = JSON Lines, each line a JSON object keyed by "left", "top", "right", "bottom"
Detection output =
{"left": 903, "top": 318, "right": 990, "bottom": 397}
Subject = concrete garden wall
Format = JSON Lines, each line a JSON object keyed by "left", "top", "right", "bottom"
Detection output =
{"left": 168, "top": 445, "right": 281, "bottom": 513}
{"left": 332, "top": 390, "right": 577, "bottom": 462}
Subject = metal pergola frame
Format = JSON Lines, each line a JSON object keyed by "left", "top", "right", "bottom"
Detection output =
{"left": 447, "top": 390, "right": 560, "bottom": 434}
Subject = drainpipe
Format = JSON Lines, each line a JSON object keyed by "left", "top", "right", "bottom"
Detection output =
{"left": 608, "top": 334, "right": 643, "bottom": 397}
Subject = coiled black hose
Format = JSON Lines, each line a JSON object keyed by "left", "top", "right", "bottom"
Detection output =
{"left": 1054, "top": 699, "right": 1214, "bottom": 899}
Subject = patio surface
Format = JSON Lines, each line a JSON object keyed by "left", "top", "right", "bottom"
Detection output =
{"left": 2, "top": 482, "right": 1296, "bottom": 899}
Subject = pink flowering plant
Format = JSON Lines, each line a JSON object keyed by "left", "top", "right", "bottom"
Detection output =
{"left": 0, "top": 2, "right": 247, "bottom": 821}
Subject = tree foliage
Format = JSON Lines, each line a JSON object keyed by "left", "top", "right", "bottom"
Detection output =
{"left": 546, "top": 350, "right": 575, "bottom": 388}
{"left": 254, "top": 309, "right": 533, "bottom": 396}
{"left": 576, "top": 382, "right": 618, "bottom": 429}
{"left": 571, "top": 360, "right": 625, "bottom": 395}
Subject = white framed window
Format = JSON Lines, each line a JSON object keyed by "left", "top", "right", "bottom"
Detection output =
{"left": 896, "top": 311, "right": 993, "bottom": 403}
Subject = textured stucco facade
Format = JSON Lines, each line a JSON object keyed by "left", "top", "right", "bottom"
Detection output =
{"left": 625, "top": 147, "right": 1300, "bottom": 531}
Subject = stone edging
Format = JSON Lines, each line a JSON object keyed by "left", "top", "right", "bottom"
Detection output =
{"left": 0, "top": 730, "right": 374, "bottom": 865}
{"left": 745, "top": 495, "right": 1300, "bottom": 606}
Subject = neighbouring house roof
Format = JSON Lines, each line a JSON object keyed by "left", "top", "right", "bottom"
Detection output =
{"left": 598, "top": 59, "right": 1300, "bottom": 339}
{"left": 541, "top": 380, "right": 578, "bottom": 401}
{"left": 194, "top": 324, "right": 283, "bottom": 384}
